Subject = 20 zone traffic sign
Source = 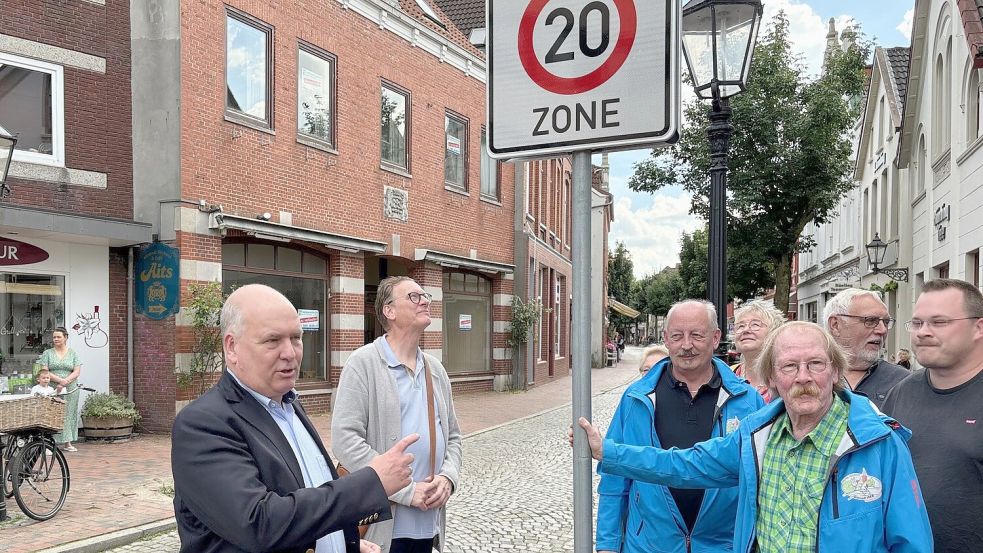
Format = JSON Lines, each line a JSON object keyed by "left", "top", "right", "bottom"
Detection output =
{"left": 488, "top": 0, "right": 680, "bottom": 158}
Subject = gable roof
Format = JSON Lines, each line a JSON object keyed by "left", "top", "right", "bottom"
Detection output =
{"left": 854, "top": 46, "right": 910, "bottom": 179}
{"left": 398, "top": 0, "right": 484, "bottom": 57}
{"left": 897, "top": 0, "right": 931, "bottom": 168}
{"left": 432, "top": 0, "right": 485, "bottom": 38}
{"left": 884, "top": 47, "right": 911, "bottom": 106}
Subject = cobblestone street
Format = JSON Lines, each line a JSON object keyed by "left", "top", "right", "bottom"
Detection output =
{"left": 107, "top": 378, "right": 628, "bottom": 552}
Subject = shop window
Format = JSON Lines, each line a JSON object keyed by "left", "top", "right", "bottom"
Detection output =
{"left": 480, "top": 128, "right": 499, "bottom": 201}
{"left": 0, "top": 52, "right": 64, "bottom": 167}
{"left": 444, "top": 111, "right": 468, "bottom": 190}
{"left": 226, "top": 7, "right": 273, "bottom": 128}
{"left": 442, "top": 270, "right": 491, "bottom": 374}
{"left": 297, "top": 43, "right": 336, "bottom": 149}
{"left": 381, "top": 82, "right": 410, "bottom": 171}
{"left": 222, "top": 243, "right": 329, "bottom": 381}
{"left": 0, "top": 274, "right": 66, "bottom": 376}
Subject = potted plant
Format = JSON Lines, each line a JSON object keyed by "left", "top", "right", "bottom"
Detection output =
{"left": 81, "top": 392, "right": 142, "bottom": 440}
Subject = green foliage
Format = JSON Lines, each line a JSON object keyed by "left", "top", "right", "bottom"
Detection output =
{"left": 636, "top": 266, "right": 685, "bottom": 317}
{"left": 506, "top": 297, "right": 549, "bottom": 349}
{"left": 608, "top": 242, "right": 637, "bottom": 330}
{"left": 869, "top": 280, "right": 898, "bottom": 295}
{"left": 176, "top": 282, "right": 226, "bottom": 397}
{"left": 81, "top": 392, "right": 141, "bottom": 421}
{"left": 628, "top": 12, "right": 870, "bottom": 313}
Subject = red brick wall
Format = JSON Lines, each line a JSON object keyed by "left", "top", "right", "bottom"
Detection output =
{"left": 0, "top": 0, "right": 133, "bottom": 219}
{"left": 108, "top": 249, "right": 129, "bottom": 395}
{"left": 179, "top": 0, "right": 513, "bottom": 267}
{"left": 133, "top": 313, "right": 177, "bottom": 433}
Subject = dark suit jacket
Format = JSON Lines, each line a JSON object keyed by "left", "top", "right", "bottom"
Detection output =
{"left": 172, "top": 370, "right": 391, "bottom": 553}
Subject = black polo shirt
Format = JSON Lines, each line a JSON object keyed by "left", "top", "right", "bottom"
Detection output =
{"left": 654, "top": 363, "right": 722, "bottom": 532}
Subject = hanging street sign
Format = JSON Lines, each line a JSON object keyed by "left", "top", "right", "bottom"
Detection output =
{"left": 488, "top": 0, "right": 680, "bottom": 158}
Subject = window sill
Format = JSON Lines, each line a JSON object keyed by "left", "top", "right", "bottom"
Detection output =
{"left": 444, "top": 184, "right": 469, "bottom": 197}
{"left": 912, "top": 190, "right": 926, "bottom": 207}
{"left": 479, "top": 195, "right": 502, "bottom": 206}
{"left": 225, "top": 113, "right": 275, "bottom": 136}
{"left": 297, "top": 135, "right": 338, "bottom": 155}
{"left": 380, "top": 164, "right": 412, "bottom": 179}
{"left": 8, "top": 160, "right": 107, "bottom": 189}
{"left": 957, "top": 134, "right": 983, "bottom": 166}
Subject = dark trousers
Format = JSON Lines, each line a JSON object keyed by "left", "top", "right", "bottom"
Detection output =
{"left": 390, "top": 537, "right": 437, "bottom": 553}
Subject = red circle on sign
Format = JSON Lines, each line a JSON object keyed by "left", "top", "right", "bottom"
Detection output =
{"left": 518, "top": 0, "right": 637, "bottom": 95}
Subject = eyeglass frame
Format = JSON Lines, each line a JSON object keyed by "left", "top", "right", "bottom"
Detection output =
{"left": 387, "top": 291, "right": 433, "bottom": 305}
{"left": 834, "top": 314, "right": 895, "bottom": 329}
{"left": 734, "top": 320, "right": 766, "bottom": 333}
{"left": 904, "top": 317, "right": 982, "bottom": 331}
{"left": 775, "top": 359, "right": 832, "bottom": 375}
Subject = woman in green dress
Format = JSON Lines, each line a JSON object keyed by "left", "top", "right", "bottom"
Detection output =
{"left": 39, "top": 327, "right": 82, "bottom": 452}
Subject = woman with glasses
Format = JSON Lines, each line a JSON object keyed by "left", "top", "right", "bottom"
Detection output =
{"left": 731, "top": 300, "right": 786, "bottom": 401}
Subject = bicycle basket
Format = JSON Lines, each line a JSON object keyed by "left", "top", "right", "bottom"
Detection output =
{"left": 0, "top": 395, "right": 66, "bottom": 432}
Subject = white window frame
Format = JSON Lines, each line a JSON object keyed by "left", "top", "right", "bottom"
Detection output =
{"left": 1, "top": 52, "right": 65, "bottom": 168}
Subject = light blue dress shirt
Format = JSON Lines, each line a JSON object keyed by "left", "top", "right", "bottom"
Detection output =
{"left": 376, "top": 335, "right": 444, "bottom": 540}
{"left": 228, "top": 369, "right": 347, "bottom": 553}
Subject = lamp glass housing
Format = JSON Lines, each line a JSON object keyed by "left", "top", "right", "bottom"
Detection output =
{"left": 682, "top": 0, "right": 762, "bottom": 99}
{"left": 0, "top": 130, "right": 16, "bottom": 186}
{"left": 866, "top": 233, "right": 888, "bottom": 268}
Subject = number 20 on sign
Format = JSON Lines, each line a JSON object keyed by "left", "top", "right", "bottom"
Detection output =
{"left": 488, "top": 0, "right": 680, "bottom": 158}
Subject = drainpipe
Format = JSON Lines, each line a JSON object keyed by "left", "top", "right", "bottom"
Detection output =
{"left": 128, "top": 247, "right": 134, "bottom": 401}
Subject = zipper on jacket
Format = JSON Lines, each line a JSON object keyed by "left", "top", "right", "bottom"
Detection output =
{"left": 686, "top": 534, "right": 692, "bottom": 553}
{"left": 830, "top": 467, "right": 839, "bottom": 519}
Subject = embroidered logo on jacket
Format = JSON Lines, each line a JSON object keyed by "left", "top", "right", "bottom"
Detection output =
{"left": 726, "top": 416, "right": 740, "bottom": 434}
{"left": 841, "top": 468, "right": 883, "bottom": 502}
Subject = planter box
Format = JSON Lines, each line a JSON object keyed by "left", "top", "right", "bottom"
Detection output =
{"left": 82, "top": 415, "right": 134, "bottom": 439}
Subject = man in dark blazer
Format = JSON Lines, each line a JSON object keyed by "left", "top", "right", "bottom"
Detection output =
{"left": 172, "top": 284, "right": 417, "bottom": 553}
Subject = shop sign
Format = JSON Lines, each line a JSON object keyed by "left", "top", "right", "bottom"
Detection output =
{"left": 299, "top": 309, "right": 320, "bottom": 331}
{"left": 135, "top": 242, "right": 180, "bottom": 320}
{"left": 934, "top": 203, "right": 951, "bottom": 242}
{"left": 0, "top": 238, "right": 49, "bottom": 266}
{"left": 459, "top": 314, "right": 472, "bottom": 331}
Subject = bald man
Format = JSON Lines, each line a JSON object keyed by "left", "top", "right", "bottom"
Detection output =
{"left": 172, "top": 284, "right": 417, "bottom": 553}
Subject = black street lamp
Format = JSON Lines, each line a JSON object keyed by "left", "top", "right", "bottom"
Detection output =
{"left": 865, "top": 233, "right": 909, "bottom": 282}
{"left": 681, "top": 0, "right": 763, "bottom": 344}
{"left": 0, "top": 124, "right": 18, "bottom": 198}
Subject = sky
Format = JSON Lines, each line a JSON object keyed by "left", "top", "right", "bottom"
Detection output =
{"left": 599, "top": 0, "right": 917, "bottom": 279}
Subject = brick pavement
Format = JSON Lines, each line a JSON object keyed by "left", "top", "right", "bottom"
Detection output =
{"left": 0, "top": 351, "right": 639, "bottom": 553}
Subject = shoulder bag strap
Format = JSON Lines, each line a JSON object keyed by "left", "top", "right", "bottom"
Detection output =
{"left": 422, "top": 354, "right": 438, "bottom": 477}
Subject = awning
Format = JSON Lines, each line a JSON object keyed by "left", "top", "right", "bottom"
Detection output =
{"left": 608, "top": 298, "right": 640, "bottom": 319}
{"left": 414, "top": 248, "right": 514, "bottom": 274}
{"left": 0, "top": 204, "right": 152, "bottom": 247}
{"left": 210, "top": 213, "right": 387, "bottom": 253}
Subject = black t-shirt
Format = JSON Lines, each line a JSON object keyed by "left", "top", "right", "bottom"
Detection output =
{"left": 654, "top": 365, "right": 721, "bottom": 532}
{"left": 881, "top": 368, "right": 983, "bottom": 552}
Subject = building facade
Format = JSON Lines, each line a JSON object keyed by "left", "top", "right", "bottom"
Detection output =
{"left": 132, "top": 0, "right": 515, "bottom": 430}
{"left": 0, "top": 1, "right": 151, "bottom": 414}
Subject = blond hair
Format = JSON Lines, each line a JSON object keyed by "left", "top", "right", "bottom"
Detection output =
{"left": 639, "top": 344, "right": 669, "bottom": 373}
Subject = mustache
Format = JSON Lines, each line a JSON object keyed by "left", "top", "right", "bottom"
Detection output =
{"left": 788, "top": 383, "right": 821, "bottom": 399}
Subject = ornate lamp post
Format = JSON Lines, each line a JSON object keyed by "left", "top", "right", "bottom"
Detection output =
{"left": 681, "top": 0, "right": 763, "bottom": 345}
{"left": 865, "top": 233, "right": 909, "bottom": 282}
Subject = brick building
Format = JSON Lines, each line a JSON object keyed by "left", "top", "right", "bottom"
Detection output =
{"left": 131, "top": 0, "right": 515, "bottom": 430}
{"left": 0, "top": 1, "right": 151, "bottom": 409}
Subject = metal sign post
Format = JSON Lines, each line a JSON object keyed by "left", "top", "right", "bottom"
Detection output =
{"left": 488, "top": 1, "right": 680, "bottom": 551}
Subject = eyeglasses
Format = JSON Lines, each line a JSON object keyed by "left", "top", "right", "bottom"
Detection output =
{"left": 776, "top": 359, "right": 831, "bottom": 375}
{"left": 388, "top": 291, "right": 433, "bottom": 305}
{"left": 836, "top": 314, "right": 895, "bottom": 329}
{"left": 904, "top": 317, "right": 982, "bottom": 331}
{"left": 734, "top": 320, "right": 765, "bottom": 333}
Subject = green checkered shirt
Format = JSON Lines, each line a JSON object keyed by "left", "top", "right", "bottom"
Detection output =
{"left": 756, "top": 395, "right": 849, "bottom": 553}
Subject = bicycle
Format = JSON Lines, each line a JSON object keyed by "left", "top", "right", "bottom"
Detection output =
{"left": 1, "top": 384, "right": 94, "bottom": 521}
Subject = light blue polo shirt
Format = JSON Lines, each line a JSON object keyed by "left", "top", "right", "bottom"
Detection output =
{"left": 377, "top": 335, "right": 445, "bottom": 540}
{"left": 228, "top": 369, "right": 346, "bottom": 553}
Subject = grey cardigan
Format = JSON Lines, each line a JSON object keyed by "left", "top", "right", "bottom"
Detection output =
{"left": 331, "top": 340, "right": 463, "bottom": 553}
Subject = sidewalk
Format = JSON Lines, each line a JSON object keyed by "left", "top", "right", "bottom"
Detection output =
{"left": 0, "top": 350, "right": 640, "bottom": 553}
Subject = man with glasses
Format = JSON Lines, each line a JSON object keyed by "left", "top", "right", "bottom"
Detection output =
{"left": 573, "top": 321, "right": 933, "bottom": 553}
{"left": 333, "top": 276, "right": 463, "bottom": 553}
{"left": 822, "top": 288, "right": 908, "bottom": 408}
{"left": 595, "top": 299, "right": 764, "bottom": 553}
{"left": 882, "top": 278, "right": 983, "bottom": 552}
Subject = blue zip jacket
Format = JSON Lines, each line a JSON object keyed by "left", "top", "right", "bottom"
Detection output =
{"left": 596, "top": 357, "right": 765, "bottom": 552}
{"left": 601, "top": 390, "right": 933, "bottom": 553}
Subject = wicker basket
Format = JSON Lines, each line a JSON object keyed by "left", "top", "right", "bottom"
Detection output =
{"left": 0, "top": 395, "right": 67, "bottom": 433}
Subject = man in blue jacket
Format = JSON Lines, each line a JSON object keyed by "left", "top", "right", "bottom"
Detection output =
{"left": 596, "top": 300, "right": 765, "bottom": 553}
{"left": 576, "top": 321, "right": 932, "bottom": 553}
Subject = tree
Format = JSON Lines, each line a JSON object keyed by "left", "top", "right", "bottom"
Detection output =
{"left": 628, "top": 12, "right": 869, "bottom": 314}
{"left": 637, "top": 266, "right": 685, "bottom": 316}
{"left": 678, "top": 227, "right": 775, "bottom": 303}
{"left": 608, "top": 241, "right": 636, "bottom": 332}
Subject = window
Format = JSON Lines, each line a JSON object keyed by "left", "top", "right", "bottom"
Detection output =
{"left": 480, "top": 129, "right": 498, "bottom": 200}
{"left": 414, "top": 0, "right": 444, "bottom": 25}
{"left": 297, "top": 44, "right": 336, "bottom": 148}
{"left": 0, "top": 274, "right": 66, "bottom": 375}
{"left": 968, "top": 68, "right": 982, "bottom": 142}
{"left": 226, "top": 8, "right": 273, "bottom": 127}
{"left": 554, "top": 275, "right": 563, "bottom": 357}
{"left": 0, "top": 53, "right": 64, "bottom": 166}
{"left": 381, "top": 83, "right": 410, "bottom": 170}
{"left": 444, "top": 112, "right": 468, "bottom": 189}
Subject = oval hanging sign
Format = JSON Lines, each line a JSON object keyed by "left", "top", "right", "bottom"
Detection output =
{"left": 0, "top": 238, "right": 50, "bottom": 266}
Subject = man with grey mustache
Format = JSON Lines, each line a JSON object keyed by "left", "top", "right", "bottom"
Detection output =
{"left": 573, "top": 322, "right": 933, "bottom": 553}
{"left": 822, "top": 288, "right": 908, "bottom": 408}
